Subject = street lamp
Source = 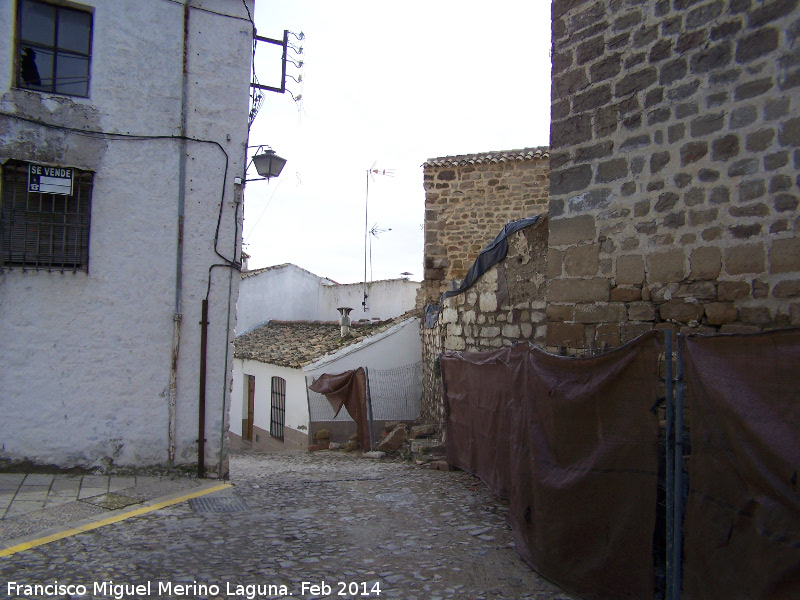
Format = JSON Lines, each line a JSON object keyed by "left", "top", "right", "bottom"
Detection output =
{"left": 247, "top": 148, "right": 287, "bottom": 181}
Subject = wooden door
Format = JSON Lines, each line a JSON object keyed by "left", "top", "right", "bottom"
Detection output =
{"left": 245, "top": 375, "right": 255, "bottom": 441}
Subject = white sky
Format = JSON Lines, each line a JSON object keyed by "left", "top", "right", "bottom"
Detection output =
{"left": 244, "top": 0, "right": 552, "bottom": 284}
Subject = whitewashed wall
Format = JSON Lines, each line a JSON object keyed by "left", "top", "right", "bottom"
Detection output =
{"left": 237, "top": 264, "right": 326, "bottom": 332}
{"left": 230, "top": 359, "right": 309, "bottom": 444}
{"left": 320, "top": 279, "right": 419, "bottom": 323}
{"left": 237, "top": 263, "right": 420, "bottom": 332}
{"left": 0, "top": 0, "right": 253, "bottom": 475}
{"left": 305, "top": 318, "right": 422, "bottom": 377}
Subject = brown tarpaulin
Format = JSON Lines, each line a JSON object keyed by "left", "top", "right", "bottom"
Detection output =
{"left": 442, "top": 332, "right": 661, "bottom": 600}
{"left": 309, "top": 367, "right": 370, "bottom": 449}
{"left": 681, "top": 329, "right": 800, "bottom": 600}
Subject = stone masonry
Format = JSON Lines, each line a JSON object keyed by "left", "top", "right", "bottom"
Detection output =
{"left": 419, "top": 218, "right": 549, "bottom": 430}
{"left": 548, "top": 0, "right": 800, "bottom": 346}
{"left": 438, "top": 217, "right": 550, "bottom": 353}
{"left": 418, "top": 148, "right": 550, "bottom": 308}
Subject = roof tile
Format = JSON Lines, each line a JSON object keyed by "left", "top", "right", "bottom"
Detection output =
{"left": 234, "top": 311, "right": 419, "bottom": 368}
{"left": 423, "top": 146, "right": 550, "bottom": 168}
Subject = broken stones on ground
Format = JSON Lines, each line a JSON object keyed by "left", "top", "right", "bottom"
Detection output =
{"left": 410, "top": 438, "right": 445, "bottom": 455}
{"left": 342, "top": 441, "right": 360, "bottom": 452}
{"left": 409, "top": 424, "right": 437, "bottom": 439}
{"left": 377, "top": 424, "right": 408, "bottom": 452}
{"left": 383, "top": 421, "right": 407, "bottom": 433}
{"left": 429, "top": 460, "right": 454, "bottom": 471}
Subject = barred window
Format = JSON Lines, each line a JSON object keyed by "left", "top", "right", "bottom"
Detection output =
{"left": 0, "top": 160, "right": 93, "bottom": 272}
{"left": 270, "top": 376, "right": 286, "bottom": 441}
{"left": 17, "top": 0, "right": 93, "bottom": 97}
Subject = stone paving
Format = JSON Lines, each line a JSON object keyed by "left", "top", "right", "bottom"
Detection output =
{"left": 0, "top": 451, "right": 576, "bottom": 600}
{"left": 0, "top": 474, "right": 139, "bottom": 520}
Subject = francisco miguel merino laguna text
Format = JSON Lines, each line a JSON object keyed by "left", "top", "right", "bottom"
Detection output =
{"left": 7, "top": 579, "right": 383, "bottom": 599}
{"left": 7, "top": 580, "right": 293, "bottom": 599}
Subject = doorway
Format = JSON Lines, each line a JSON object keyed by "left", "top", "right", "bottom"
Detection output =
{"left": 243, "top": 375, "right": 255, "bottom": 442}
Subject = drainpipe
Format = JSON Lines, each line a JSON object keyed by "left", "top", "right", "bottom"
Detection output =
{"left": 198, "top": 299, "right": 208, "bottom": 477}
{"left": 168, "top": 1, "right": 191, "bottom": 465}
{"left": 215, "top": 2, "right": 255, "bottom": 477}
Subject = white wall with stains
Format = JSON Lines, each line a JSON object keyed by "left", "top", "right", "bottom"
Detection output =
{"left": 0, "top": 0, "right": 254, "bottom": 475}
{"left": 237, "top": 263, "right": 420, "bottom": 333}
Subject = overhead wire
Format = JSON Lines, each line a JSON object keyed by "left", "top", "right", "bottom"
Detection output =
{"left": 0, "top": 111, "right": 238, "bottom": 270}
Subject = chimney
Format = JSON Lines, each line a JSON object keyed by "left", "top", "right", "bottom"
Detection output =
{"left": 337, "top": 307, "right": 353, "bottom": 338}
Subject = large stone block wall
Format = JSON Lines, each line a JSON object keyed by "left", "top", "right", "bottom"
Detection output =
{"left": 548, "top": 0, "right": 800, "bottom": 345}
{"left": 418, "top": 149, "right": 550, "bottom": 307}
{"left": 419, "top": 218, "right": 549, "bottom": 430}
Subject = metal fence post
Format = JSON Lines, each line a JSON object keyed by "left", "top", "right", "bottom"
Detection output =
{"left": 665, "top": 330, "right": 675, "bottom": 600}
{"left": 305, "top": 375, "right": 314, "bottom": 444}
{"left": 365, "top": 367, "right": 376, "bottom": 450}
{"left": 673, "top": 334, "right": 685, "bottom": 600}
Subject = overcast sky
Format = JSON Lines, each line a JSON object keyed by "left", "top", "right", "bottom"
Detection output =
{"left": 244, "top": 1, "right": 552, "bottom": 284}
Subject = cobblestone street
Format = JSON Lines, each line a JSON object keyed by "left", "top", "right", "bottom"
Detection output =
{"left": 1, "top": 450, "right": 575, "bottom": 600}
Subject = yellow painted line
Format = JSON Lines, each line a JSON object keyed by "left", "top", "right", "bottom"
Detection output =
{"left": 0, "top": 483, "right": 231, "bottom": 558}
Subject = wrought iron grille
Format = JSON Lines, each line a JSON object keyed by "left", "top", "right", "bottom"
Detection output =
{"left": 1, "top": 160, "right": 93, "bottom": 272}
{"left": 270, "top": 376, "right": 286, "bottom": 440}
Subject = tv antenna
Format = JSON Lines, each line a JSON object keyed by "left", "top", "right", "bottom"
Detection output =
{"left": 363, "top": 163, "right": 394, "bottom": 311}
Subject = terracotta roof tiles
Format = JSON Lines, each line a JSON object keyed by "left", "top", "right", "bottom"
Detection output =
{"left": 234, "top": 311, "right": 420, "bottom": 369}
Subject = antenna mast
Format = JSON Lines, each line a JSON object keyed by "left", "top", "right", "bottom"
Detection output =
{"left": 362, "top": 164, "right": 394, "bottom": 312}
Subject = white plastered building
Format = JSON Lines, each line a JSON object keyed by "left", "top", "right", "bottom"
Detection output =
{"left": 0, "top": 0, "right": 255, "bottom": 476}
{"left": 231, "top": 264, "right": 422, "bottom": 450}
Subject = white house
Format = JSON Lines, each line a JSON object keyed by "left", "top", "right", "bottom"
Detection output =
{"left": 231, "top": 264, "right": 422, "bottom": 450}
{"left": 231, "top": 316, "right": 422, "bottom": 450}
{"left": 237, "top": 263, "right": 421, "bottom": 333}
{"left": 0, "top": 0, "right": 254, "bottom": 477}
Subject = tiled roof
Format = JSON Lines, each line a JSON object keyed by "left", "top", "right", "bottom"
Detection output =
{"left": 234, "top": 311, "right": 420, "bottom": 369}
{"left": 423, "top": 146, "right": 550, "bottom": 168}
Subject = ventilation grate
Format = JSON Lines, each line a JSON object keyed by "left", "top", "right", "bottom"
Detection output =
{"left": 189, "top": 496, "right": 248, "bottom": 513}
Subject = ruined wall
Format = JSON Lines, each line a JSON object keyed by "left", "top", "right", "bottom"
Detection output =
{"left": 439, "top": 217, "right": 549, "bottom": 352}
{"left": 547, "top": 0, "right": 800, "bottom": 346}
{"left": 420, "top": 218, "right": 549, "bottom": 430}
{"left": 418, "top": 149, "right": 550, "bottom": 307}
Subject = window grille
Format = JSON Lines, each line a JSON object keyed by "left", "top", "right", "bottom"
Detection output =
{"left": 0, "top": 160, "right": 93, "bottom": 272}
{"left": 17, "top": 0, "right": 93, "bottom": 97}
{"left": 270, "top": 376, "right": 286, "bottom": 441}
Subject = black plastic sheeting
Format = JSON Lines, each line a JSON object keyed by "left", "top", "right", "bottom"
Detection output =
{"left": 442, "top": 332, "right": 662, "bottom": 600}
{"left": 682, "top": 329, "right": 800, "bottom": 600}
{"left": 424, "top": 215, "right": 541, "bottom": 328}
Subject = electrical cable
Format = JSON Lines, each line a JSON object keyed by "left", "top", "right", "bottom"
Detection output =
{"left": 159, "top": 0, "right": 253, "bottom": 23}
{"left": 0, "top": 111, "right": 239, "bottom": 268}
{"left": 242, "top": 176, "right": 286, "bottom": 243}
{"left": 241, "top": 0, "right": 254, "bottom": 26}
{"left": 3, "top": 109, "right": 244, "bottom": 478}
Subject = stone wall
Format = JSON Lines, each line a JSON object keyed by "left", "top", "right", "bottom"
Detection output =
{"left": 420, "top": 218, "right": 549, "bottom": 430}
{"left": 547, "top": 0, "right": 800, "bottom": 346}
{"left": 419, "top": 322, "right": 444, "bottom": 427}
{"left": 418, "top": 148, "right": 550, "bottom": 307}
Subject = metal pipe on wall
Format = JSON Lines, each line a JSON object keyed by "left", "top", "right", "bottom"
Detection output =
{"left": 198, "top": 298, "right": 209, "bottom": 477}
